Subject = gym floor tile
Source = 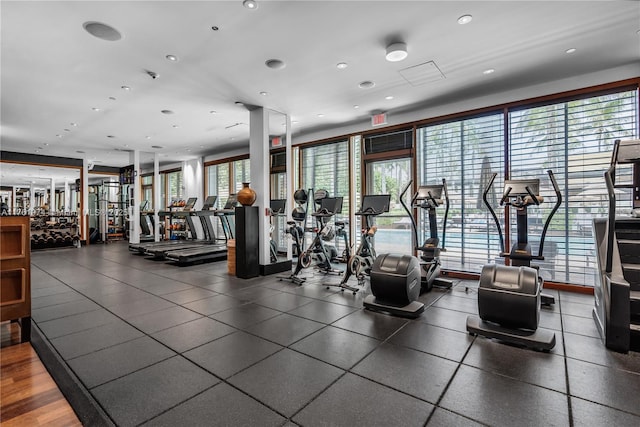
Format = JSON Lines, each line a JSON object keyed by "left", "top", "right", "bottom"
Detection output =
{"left": 563, "top": 332, "right": 640, "bottom": 372}
{"left": 108, "top": 296, "right": 176, "bottom": 319}
{"left": 183, "top": 331, "right": 282, "bottom": 379}
{"left": 562, "top": 313, "right": 601, "bottom": 338}
{"left": 417, "top": 288, "right": 450, "bottom": 307}
{"left": 31, "top": 298, "right": 102, "bottom": 322}
{"left": 432, "top": 294, "right": 479, "bottom": 315}
{"left": 223, "top": 285, "right": 283, "bottom": 302}
{"left": 570, "top": 396, "right": 640, "bottom": 426}
{"left": 182, "top": 294, "right": 247, "bottom": 315}
{"left": 322, "top": 288, "right": 368, "bottom": 308}
{"left": 126, "top": 305, "right": 203, "bottom": 334}
{"left": 67, "top": 336, "right": 176, "bottom": 389}
{"left": 160, "top": 287, "right": 219, "bottom": 304}
{"left": 293, "top": 373, "right": 433, "bottom": 427}
{"left": 151, "top": 317, "right": 237, "bottom": 353}
{"left": 228, "top": 348, "right": 344, "bottom": 417}
{"left": 50, "top": 320, "right": 144, "bottom": 360}
{"left": 31, "top": 284, "right": 74, "bottom": 298}
{"left": 291, "top": 325, "right": 380, "bottom": 369}
{"left": 427, "top": 408, "right": 485, "bottom": 426}
{"left": 89, "top": 288, "right": 154, "bottom": 307}
{"left": 463, "top": 337, "right": 567, "bottom": 393}
{"left": 208, "top": 303, "right": 281, "bottom": 329}
{"left": 253, "top": 292, "right": 315, "bottom": 312}
{"left": 281, "top": 282, "right": 341, "bottom": 299}
{"left": 136, "top": 281, "right": 195, "bottom": 296}
{"left": 31, "top": 290, "right": 86, "bottom": 309}
{"left": 37, "top": 308, "right": 121, "bottom": 339}
{"left": 567, "top": 359, "right": 640, "bottom": 415}
{"left": 141, "top": 382, "right": 286, "bottom": 427}
{"left": 352, "top": 343, "right": 458, "bottom": 403}
{"left": 440, "top": 365, "right": 570, "bottom": 426}
{"left": 389, "top": 321, "right": 473, "bottom": 362}
{"left": 287, "top": 299, "right": 358, "bottom": 324}
{"left": 91, "top": 356, "right": 219, "bottom": 427}
{"left": 538, "top": 310, "right": 563, "bottom": 331}
{"left": 560, "top": 300, "right": 594, "bottom": 318}
{"left": 73, "top": 281, "right": 134, "bottom": 297}
{"left": 244, "top": 313, "right": 325, "bottom": 346}
{"left": 420, "top": 305, "right": 471, "bottom": 333}
{"left": 559, "top": 292, "right": 594, "bottom": 305}
{"left": 331, "top": 309, "right": 409, "bottom": 340}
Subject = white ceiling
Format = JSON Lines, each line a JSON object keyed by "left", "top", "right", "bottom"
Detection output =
{"left": 1, "top": 0, "right": 639, "bottom": 180}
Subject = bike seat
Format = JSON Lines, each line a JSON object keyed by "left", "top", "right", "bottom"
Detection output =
{"left": 335, "top": 221, "right": 348, "bottom": 226}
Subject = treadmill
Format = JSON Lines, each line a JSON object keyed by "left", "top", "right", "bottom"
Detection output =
{"left": 130, "top": 197, "right": 208, "bottom": 256}
{"left": 164, "top": 195, "right": 238, "bottom": 265}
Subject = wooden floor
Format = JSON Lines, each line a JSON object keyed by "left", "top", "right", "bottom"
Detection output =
{"left": 1, "top": 322, "right": 81, "bottom": 426}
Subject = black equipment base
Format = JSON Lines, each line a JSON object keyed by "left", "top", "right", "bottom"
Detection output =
{"left": 260, "top": 260, "right": 292, "bottom": 276}
{"left": 363, "top": 294, "right": 424, "bottom": 318}
{"left": 466, "top": 315, "right": 556, "bottom": 351}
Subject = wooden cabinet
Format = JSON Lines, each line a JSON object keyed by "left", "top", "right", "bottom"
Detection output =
{"left": 1, "top": 216, "right": 31, "bottom": 342}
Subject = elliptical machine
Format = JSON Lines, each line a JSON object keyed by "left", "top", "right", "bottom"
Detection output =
{"left": 326, "top": 194, "right": 390, "bottom": 294}
{"left": 466, "top": 170, "right": 562, "bottom": 351}
{"left": 401, "top": 179, "right": 453, "bottom": 291}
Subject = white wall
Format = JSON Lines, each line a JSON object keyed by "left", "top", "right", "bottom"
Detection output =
{"left": 182, "top": 158, "right": 204, "bottom": 210}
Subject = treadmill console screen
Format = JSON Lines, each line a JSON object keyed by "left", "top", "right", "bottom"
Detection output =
{"left": 202, "top": 195, "right": 218, "bottom": 210}
{"left": 184, "top": 197, "right": 198, "bottom": 211}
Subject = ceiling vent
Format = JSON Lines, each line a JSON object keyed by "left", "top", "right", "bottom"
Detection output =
{"left": 398, "top": 61, "right": 445, "bottom": 87}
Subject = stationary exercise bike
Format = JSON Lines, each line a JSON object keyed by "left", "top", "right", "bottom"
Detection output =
{"left": 401, "top": 179, "right": 453, "bottom": 291}
{"left": 326, "top": 194, "right": 390, "bottom": 293}
{"left": 280, "top": 189, "right": 311, "bottom": 285}
{"left": 300, "top": 193, "right": 343, "bottom": 275}
{"left": 466, "top": 170, "right": 562, "bottom": 351}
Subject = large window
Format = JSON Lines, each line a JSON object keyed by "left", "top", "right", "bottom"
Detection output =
{"left": 418, "top": 113, "right": 505, "bottom": 273}
{"left": 509, "top": 90, "right": 637, "bottom": 285}
{"left": 233, "top": 159, "right": 250, "bottom": 193}
{"left": 166, "top": 170, "right": 183, "bottom": 206}
{"left": 206, "top": 163, "right": 230, "bottom": 209}
{"left": 141, "top": 175, "right": 153, "bottom": 211}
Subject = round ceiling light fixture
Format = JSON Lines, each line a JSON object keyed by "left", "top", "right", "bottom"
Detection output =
{"left": 151, "top": 145, "right": 163, "bottom": 149}
{"left": 265, "top": 59, "right": 286, "bottom": 70}
{"left": 457, "top": 14, "right": 473, "bottom": 25}
{"left": 166, "top": 54, "right": 178, "bottom": 61}
{"left": 358, "top": 80, "right": 375, "bottom": 89}
{"left": 385, "top": 42, "right": 408, "bottom": 62}
{"left": 336, "top": 62, "right": 348, "bottom": 70}
{"left": 243, "top": 0, "right": 258, "bottom": 10}
{"left": 161, "top": 109, "right": 175, "bottom": 115}
{"left": 83, "top": 21, "right": 122, "bottom": 41}
{"left": 565, "top": 48, "right": 577, "bottom": 54}
{"left": 483, "top": 68, "right": 495, "bottom": 75}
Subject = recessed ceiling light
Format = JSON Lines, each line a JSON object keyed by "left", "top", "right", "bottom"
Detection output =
{"left": 107, "top": 135, "right": 116, "bottom": 138}
{"left": 260, "top": 91, "right": 268, "bottom": 96}
{"left": 71, "top": 123, "right": 78, "bottom": 127}
{"left": 336, "top": 62, "right": 348, "bottom": 70}
{"left": 483, "top": 68, "right": 495, "bottom": 75}
{"left": 457, "top": 14, "right": 473, "bottom": 25}
{"left": 124, "top": 144, "right": 129, "bottom": 147}
{"left": 385, "top": 96, "right": 394, "bottom": 100}
{"left": 146, "top": 136, "right": 151, "bottom": 139}
{"left": 44, "top": 143, "right": 49, "bottom": 146}
{"left": 385, "top": 42, "right": 408, "bottom": 62}
{"left": 34, "top": 149, "right": 40, "bottom": 153}
{"left": 64, "top": 128, "right": 71, "bottom": 132}
{"left": 354, "top": 105, "right": 360, "bottom": 109}
{"left": 243, "top": 0, "right": 258, "bottom": 10}
{"left": 92, "top": 107, "right": 101, "bottom": 111}
{"left": 265, "top": 59, "right": 286, "bottom": 70}
{"left": 151, "top": 145, "right": 163, "bottom": 149}
{"left": 109, "top": 96, "right": 116, "bottom": 101}
{"left": 209, "top": 110, "right": 217, "bottom": 114}
{"left": 565, "top": 48, "right": 577, "bottom": 54}
{"left": 359, "top": 81, "right": 375, "bottom": 89}
{"left": 161, "top": 109, "right": 175, "bottom": 114}
{"left": 172, "top": 125, "right": 179, "bottom": 128}
{"left": 56, "top": 134, "right": 62, "bottom": 138}
{"left": 166, "top": 54, "right": 178, "bottom": 61}
{"left": 211, "top": 26, "right": 219, "bottom": 31}
{"left": 317, "top": 114, "right": 325, "bottom": 118}
{"left": 76, "top": 150, "right": 85, "bottom": 154}
{"left": 83, "top": 21, "right": 122, "bottom": 41}
{"left": 121, "top": 86, "right": 131, "bottom": 91}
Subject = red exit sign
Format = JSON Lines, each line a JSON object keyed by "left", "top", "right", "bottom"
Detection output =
{"left": 371, "top": 113, "right": 387, "bottom": 126}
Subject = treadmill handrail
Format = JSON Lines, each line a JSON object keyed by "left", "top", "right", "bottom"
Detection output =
{"left": 604, "top": 164, "right": 616, "bottom": 273}
{"left": 537, "top": 169, "right": 562, "bottom": 258}
{"left": 483, "top": 172, "right": 505, "bottom": 254}
{"left": 442, "top": 178, "right": 449, "bottom": 249}
{"left": 400, "top": 180, "right": 420, "bottom": 251}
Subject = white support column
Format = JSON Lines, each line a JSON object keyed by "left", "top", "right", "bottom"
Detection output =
{"left": 29, "top": 182, "right": 35, "bottom": 216}
{"left": 249, "top": 107, "right": 270, "bottom": 266}
{"left": 64, "top": 180, "right": 70, "bottom": 213}
{"left": 49, "top": 178, "right": 55, "bottom": 215}
{"left": 129, "top": 150, "right": 141, "bottom": 244}
{"left": 285, "top": 114, "right": 293, "bottom": 258}
{"left": 82, "top": 159, "right": 89, "bottom": 242}
{"left": 12, "top": 186, "right": 17, "bottom": 215}
{"left": 154, "top": 153, "right": 160, "bottom": 242}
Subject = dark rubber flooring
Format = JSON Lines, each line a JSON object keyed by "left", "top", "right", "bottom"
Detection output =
{"left": 29, "top": 242, "right": 640, "bottom": 426}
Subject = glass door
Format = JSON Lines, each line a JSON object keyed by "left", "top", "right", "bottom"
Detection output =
{"left": 364, "top": 158, "right": 413, "bottom": 255}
